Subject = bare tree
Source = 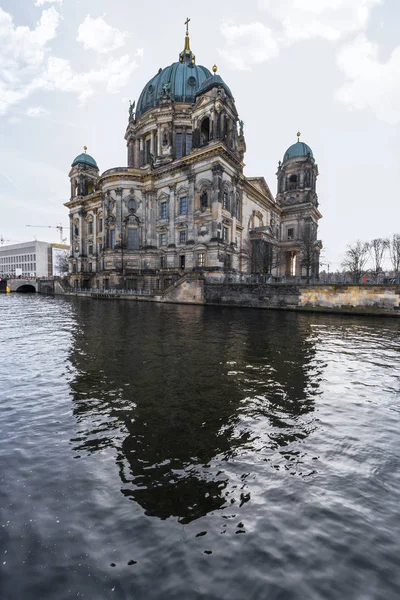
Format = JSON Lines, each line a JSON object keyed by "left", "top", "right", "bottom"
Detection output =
{"left": 342, "top": 240, "right": 370, "bottom": 283}
{"left": 55, "top": 250, "right": 70, "bottom": 276}
{"left": 300, "top": 221, "right": 321, "bottom": 283}
{"left": 388, "top": 234, "right": 400, "bottom": 275}
{"left": 247, "top": 238, "right": 283, "bottom": 278}
{"left": 368, "top": 238, "right": 389, "bottom": 282}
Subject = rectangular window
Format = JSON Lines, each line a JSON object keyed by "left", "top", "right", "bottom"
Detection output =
{"left": 88, "top": 245, "right": 93, "bottom": 255}
{"left": 186, "top": 133, "right": 192, "bottom": 155}
{"left": 179, "top": 196, "right": 187, "bottom": 215}
{"left": 223, "top": 191, "right": 229, "bottom": 210}
{"left": 176, "top": 133, "right": 183, "bottom": 159}
{"left": 197, "top": 253, "right": 205, "bottom": 267}
{"left": 99, "top": 219, "right": 103, "bottom": 232}
{"left": 127, "top": 228, "right": 139, "bottom": 250}
{"left": 88, "top": 222, "right": 93, "bottom": 235}
{"left": 160, "top": 202, "right": 168, "bottom": 219}
{"left": 88, "top": 263, "right": 92, "bottom": 272}
{"left": 180, "top": 255, "right": 185, "bottom": 269}
{"left": 223, "top": 226, "right": 229, "bottom": 242}
{"left": 287, "top": 228, "right": 294, "bottom": 240}
{"left": 110, "top": 230, "right": 116, "bottom": 249}
{"left": 160, "top": 256, "right": 166, "bottom": 269}
{"left": 179, "top": 230, "right": 186, "bottom": 244}
{"left": 160, "top": 233, "right": 167, "bottom": 246}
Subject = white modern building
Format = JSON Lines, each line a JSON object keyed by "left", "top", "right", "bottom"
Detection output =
{"left": 0, "top": 241, "right": 70, "bottom": 278}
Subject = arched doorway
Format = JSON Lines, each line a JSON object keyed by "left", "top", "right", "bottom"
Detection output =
{"left": 16, "top": 284, "right": 36, "bottom": 293}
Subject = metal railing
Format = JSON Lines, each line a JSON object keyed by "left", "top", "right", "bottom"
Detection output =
{"left": 72, "top": 287, "right": 152, "bottom": 295}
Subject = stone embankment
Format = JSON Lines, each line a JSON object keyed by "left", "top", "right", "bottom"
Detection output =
{"left": 30, "top": 276, "right": 400, "bottom": 317}
{"left": 203, "top": 283, "right": 400, "bottom": 317}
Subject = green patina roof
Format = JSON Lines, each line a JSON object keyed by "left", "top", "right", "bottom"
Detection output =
{"left": 136, "top": 61, "right": 212, "bottom": 117}
{"left": 283, "top": 141, "right": 313, "bottom": 162}
{"left": 195, "top": 74, "right": 233, "bottom": 99}
{"left": 71, "top": 153, "right": 98, "bottom": 168}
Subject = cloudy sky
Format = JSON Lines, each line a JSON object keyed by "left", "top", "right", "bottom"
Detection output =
{"left": 1, "top": 0, "right": 399, "bottom": 270}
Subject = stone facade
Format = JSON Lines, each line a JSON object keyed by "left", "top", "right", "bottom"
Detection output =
{"left": 65, "top": 30, "right": 322, "bottom": 291}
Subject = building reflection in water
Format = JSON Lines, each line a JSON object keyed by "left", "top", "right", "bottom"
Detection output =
{"left": 68, "top": 300, "right": 322, "bottom": 523}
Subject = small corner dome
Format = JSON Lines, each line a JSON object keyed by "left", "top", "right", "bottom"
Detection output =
{"left": 283, "top": 141, "right": 313, "bottom": 162}
{"left": 71, "top": 153, "right": 98, "bottom": 168}
{"left": 196, "top": 73, "right": 233, "bottom": 99}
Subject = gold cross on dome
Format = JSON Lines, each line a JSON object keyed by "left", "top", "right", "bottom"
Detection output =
{"left": 185, "top": 17, "right": 190, "bottom": 34}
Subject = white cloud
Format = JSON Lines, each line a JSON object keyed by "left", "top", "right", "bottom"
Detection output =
{"left": 42, "top": 54, "right": 140, "bottom": 103}
{"left": 35, "top": 0, "right": 62, "bottom": 6}
{"left": 219, "top": 0, "right": 381, "bottom": 70}
{"left": 218, "top": 22, "right": 279, "bottom": 70}
{"left": 26, "top": 106, "right": 48, "bottom": 117}
{"left": 77, "top": 15, "right": 129, "bottom": 53}
{"left": 259, "top": 0, "right": 382, "bottom": 42}
{"left": 0, "top": 7, "right": 142, "bottom": 115}
{"left": 336, "top": 35, "right": 400, "bottom": 125}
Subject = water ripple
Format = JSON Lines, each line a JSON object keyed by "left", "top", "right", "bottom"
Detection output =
{"left": 1, "top": 297, "right": 400, "bottom": 599}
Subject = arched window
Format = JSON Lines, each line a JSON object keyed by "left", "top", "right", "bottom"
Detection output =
{"left": 200, "top": 118, "right": 210, "bottom": 145}
{"left": 288, "top": 174, "right": 298, "bottom": 190}
{"left": 128, "top": 199, "right": 136, "bottom": 212}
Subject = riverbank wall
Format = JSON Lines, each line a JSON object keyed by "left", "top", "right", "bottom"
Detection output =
{"left": 21, "top": 275, "right": 400, "bottom": 317}
{"left": 203, "top": 283, "right": 400, "bottom": 317}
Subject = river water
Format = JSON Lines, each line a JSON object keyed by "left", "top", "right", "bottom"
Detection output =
{"left": 0, "top": 294, "right": 400, "bottom": 600}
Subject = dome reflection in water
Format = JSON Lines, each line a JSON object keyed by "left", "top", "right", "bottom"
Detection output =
{"left": 69, "top": 301, "right": 321, "bottom": 523}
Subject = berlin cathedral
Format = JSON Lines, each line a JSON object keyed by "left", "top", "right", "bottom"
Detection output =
{"left": 66, "top": 22, "right": 322, "bottom": 291}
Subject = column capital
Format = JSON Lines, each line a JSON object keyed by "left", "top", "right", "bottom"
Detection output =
{"left": 212, "top": 163, "right": 224, "bottom": 176}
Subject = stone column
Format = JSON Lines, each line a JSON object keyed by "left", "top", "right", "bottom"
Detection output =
{"left": 150, "top": 131, "right": 155, "bottom": 156}
{"left": 157, "top": 124, "right": 162, "bottom": 156}
{"left": 231, "top": 187, "right": 237, "bottom": 247}
{"left": 127, "top": 141, "right": 134, "bottom": 167}
{"left": 211, "top": 164, "right": 223, "bottom": 240}
{"left": 187, "top": 172, "right": 196, "bottom": 244}
{"left": 182, "top": 126, "right": 187, "bottom": 156}
{"left": 79, "top": 210, "right": 85, "bottom": 256}
{"left": 93, "top": 210, "right": 97, "bottom": 256}
{"left": 134, "top": 139, "right": 139, "bottom": 168}
{"left": 69, "top": 214, "right": 73, "bottom": 250}
{"left": 139, "top": 138, "right": 144, "bottom": 167}
{"left": 115, "top": 188, "right": 123, "bottom": 248}
{"left": 168, "top": 184, "right": 176, "bottom": 247}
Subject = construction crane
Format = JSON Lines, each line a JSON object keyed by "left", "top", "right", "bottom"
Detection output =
{"left": 0, "top": 235, "right": 20, "bottom": 245}
{"left": 26, "top": 224, "right": 69, "bottom": 244}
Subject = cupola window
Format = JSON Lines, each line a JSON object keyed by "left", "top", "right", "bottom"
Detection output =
{"left": 288, "top": 174, "right": 298, "bottom": 190}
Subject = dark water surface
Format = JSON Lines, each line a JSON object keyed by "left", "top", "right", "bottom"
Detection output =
{"left": 1, "top": 295, "right": 400, "bottom": 600}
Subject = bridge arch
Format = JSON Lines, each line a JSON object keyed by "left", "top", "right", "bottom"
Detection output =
{"left": 16, "top": 284, "right": 36, "bottom": 293}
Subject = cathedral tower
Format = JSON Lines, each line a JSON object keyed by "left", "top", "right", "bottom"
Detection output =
{"left": 276, "top": 134, "right": 322, "bottom": 278}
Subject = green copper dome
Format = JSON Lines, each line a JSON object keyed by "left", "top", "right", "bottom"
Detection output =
{"left": 136, "top": 33, "right": 212, "bottom": 118}
{"left": 71, "top": 153, "right": 98, "bottom": 168}
{"left": 283, "top": 141, "right": 313, "bottom": 162}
